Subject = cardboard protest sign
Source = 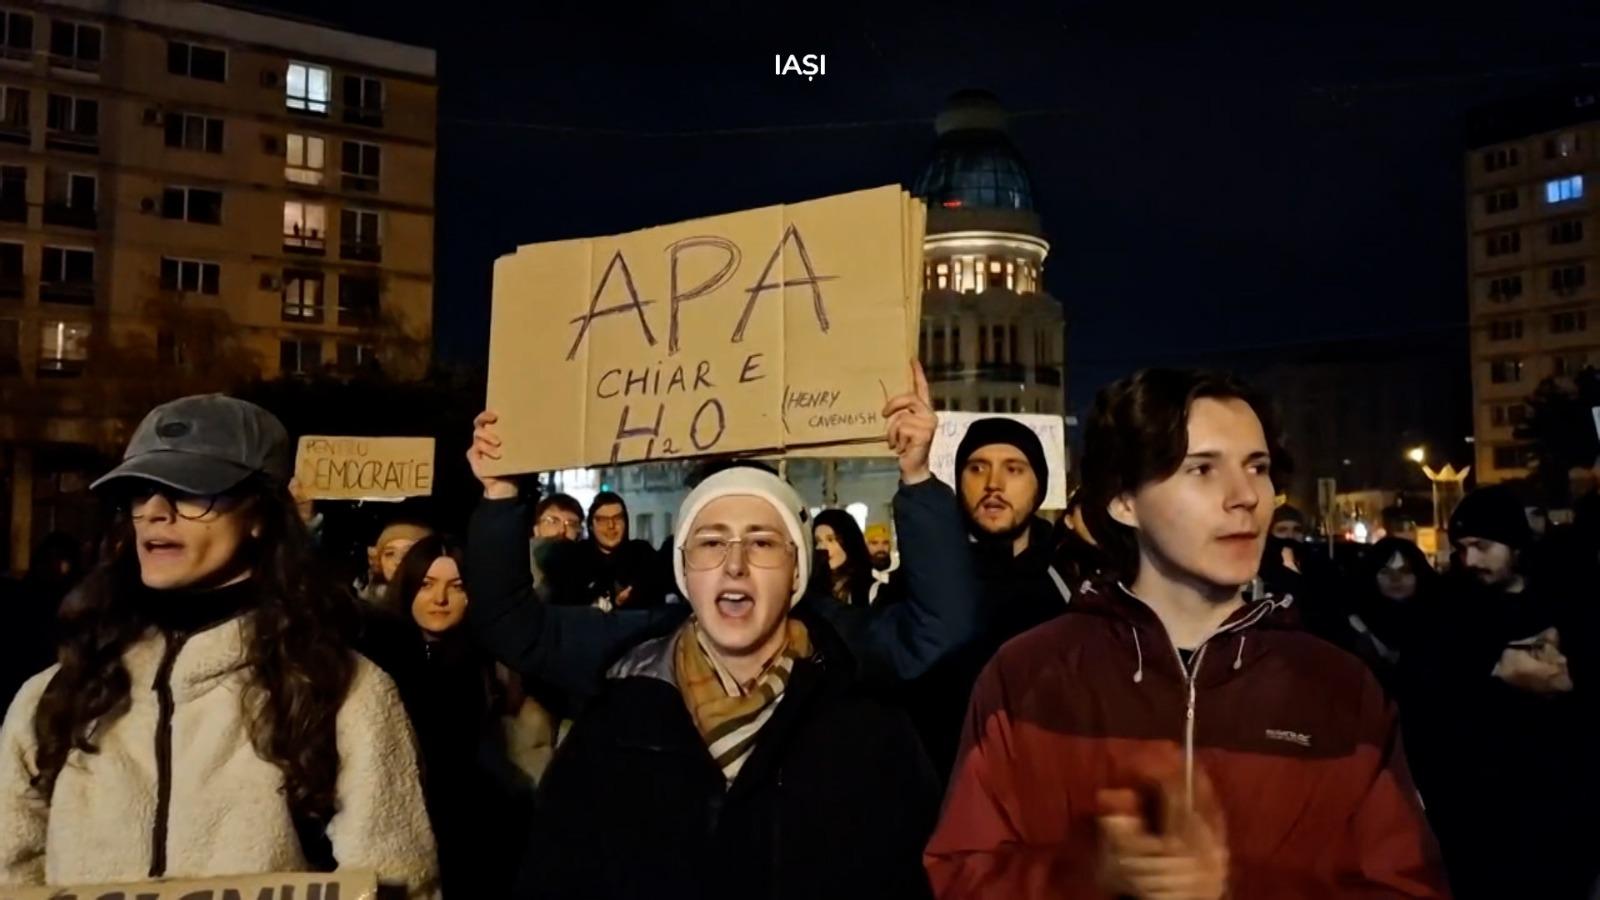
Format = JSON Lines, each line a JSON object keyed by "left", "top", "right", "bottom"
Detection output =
{"left": 485, "top": 186, "right": 925, "bottom": 474}
{"left": 295, "top": 436, "right": 435, "bottom": 501}
{"left": 929, "top": 412, "right": 1070, "bottom": 509}
{"left": 0, "top": 870, "right": 383, "bottom": 900}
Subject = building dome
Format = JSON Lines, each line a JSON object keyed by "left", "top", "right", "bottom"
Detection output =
{"left": 913, "top": 91, "right": 1036, "bottom": 212}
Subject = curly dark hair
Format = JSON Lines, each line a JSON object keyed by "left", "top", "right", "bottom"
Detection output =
{"left": 30, "top": 477, "right": 359, "bottom": 830}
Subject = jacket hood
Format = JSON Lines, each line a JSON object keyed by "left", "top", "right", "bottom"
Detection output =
{"left": 1071, "top": 581, "right": 1298, "bottom": 686}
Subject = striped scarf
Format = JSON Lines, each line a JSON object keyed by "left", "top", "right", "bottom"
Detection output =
{"left": 673, "top": 617, "right": 813, "bottom": 784}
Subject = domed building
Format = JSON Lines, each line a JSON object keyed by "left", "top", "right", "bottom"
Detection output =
{"left": 914, "top": 90, "right": 1065, "bottom": 417}
{"left": 567, "top": 91, "right": 1066, "bottom": 549}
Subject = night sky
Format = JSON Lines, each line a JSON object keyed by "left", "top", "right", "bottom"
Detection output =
{"left": 266, "top": 0, "right": 1598, "bottom": 413}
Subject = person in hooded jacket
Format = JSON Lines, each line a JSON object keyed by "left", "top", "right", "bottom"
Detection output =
{"left": 811, "top": 508, "right": 878, "bottom": 607}
{"left": 545, "top": 492, "right": 666, "bottom": 610}
{"left": 522, "top": 465, "right": 940, "bottom": 899}
{"left": 0, "top": 394, "right": 437, "bottom": 897}
{"left": 925, "top": 368, "right": 1444, "bottom": 899}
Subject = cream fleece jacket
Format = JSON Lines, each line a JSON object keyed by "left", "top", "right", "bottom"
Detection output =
{"left": 0, "top": 617, "right": 439, "bottom": 898}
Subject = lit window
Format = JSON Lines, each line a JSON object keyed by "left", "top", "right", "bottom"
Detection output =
{"left": 285, "top": 134, "right": 325, "bottom": 185}
{"left": 1545, "top": 176, "right": 1584, "bottom": 204}
{"left": 286, "top": 61, "right": 330, "bottom": 115}
{"left": 38, "top": 319, "right": 89, "bottom": 375}
{"left": 283, "top": 201, "right": 326, "bottom": 252}
{"left": 282, "top": 270, "right": 324, "bottom": 322}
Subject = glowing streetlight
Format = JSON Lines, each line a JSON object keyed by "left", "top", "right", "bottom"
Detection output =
{"left": 1407, "top": 446, "right": 1426, "bottom": 465}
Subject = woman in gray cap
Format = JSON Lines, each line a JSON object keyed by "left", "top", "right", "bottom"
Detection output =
{"left": 0, "top": 394, "right": 439, "bottom": 897}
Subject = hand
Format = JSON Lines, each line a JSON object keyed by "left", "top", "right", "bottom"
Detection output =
{"left": 881, "top": 359, "right": 936, "bottom": 485}
{"left": 467, "top": 410, "right": 519, "bottom": 501}
{"left": 1095, "top": 748, "right": 1229, "bottom": 900}
{"left": 287, "top": 477, "right": 315, "bottom": 525}
{"left": 615, "top": 585, "right": 635, "bottom": 607}
{"left": 1493, "top": 628, "right": 1573, "bottom": 694}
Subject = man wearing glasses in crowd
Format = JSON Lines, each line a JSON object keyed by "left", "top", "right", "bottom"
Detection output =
{"left": 530, "top": 493, "right": 584, "bottom": 600}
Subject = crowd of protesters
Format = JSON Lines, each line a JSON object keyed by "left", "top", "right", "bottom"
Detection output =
{"left": 0, "top": 363, "right": 1595, "bottom": 898}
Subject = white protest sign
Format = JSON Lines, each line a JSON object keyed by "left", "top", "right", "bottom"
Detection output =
{"left": 930, "top": 412, "right": 1069, "bottom": 509}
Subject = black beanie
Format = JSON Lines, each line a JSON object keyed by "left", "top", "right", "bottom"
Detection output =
{"left": 1448, "top": 485, "right": 1532, "bottom": 549}
{"left": 955, "top": 417, "right": 1048, "bottom": 513}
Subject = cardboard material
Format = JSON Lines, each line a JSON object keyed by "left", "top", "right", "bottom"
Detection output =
{"left": 486, "top": 186, "right": 925, "bottom": 474}
{"left": 929, "top": 412, "right": 1069, "bottom": 509}
{"left": 0, "top": 870, "right": 382, "bottom": 900}
{"left": 295, "top": 436, "right": 436, "bottom": 501}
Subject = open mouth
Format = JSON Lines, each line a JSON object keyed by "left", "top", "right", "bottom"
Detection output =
{"left": 142, "top": 538, "right": 185, "bottom": 557}
{"left": 716, "top": 591, "right": 754, "bottom": 619}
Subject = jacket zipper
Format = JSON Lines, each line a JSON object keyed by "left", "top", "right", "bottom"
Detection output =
{"left": 148, "top": 632, "right": 189, "bottom": 878}
{"left": 1159, "top": 599, "right": 1276, "bottom": 814}
{"left": 1170, "top": 642, "right": 1208, "bottom": 813}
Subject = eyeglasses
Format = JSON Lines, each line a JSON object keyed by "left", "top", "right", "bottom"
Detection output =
{"left": 126, "top": 487, "right": 236, "bottom": 521}
{"left": 682, "top": 532, "right": 795, "bottom": 571}
{"left": 539, "top": 515, "right": 583, "bottom": 535}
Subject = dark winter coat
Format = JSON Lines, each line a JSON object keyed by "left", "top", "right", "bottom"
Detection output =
{"left": 519, "top": 611, "right": 939, "bottom": 900}
{"left": 891, "top": 516, "right": 1071, "bottom": 776}
{"left": 462, "top": 478, "right": 982, "bottom": 713}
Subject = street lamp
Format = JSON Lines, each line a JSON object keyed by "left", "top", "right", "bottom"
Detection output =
{"left": 1406, "top": 446, "right": 1471, "bottom": 533}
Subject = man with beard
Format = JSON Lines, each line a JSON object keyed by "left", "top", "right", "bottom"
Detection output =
{"left": 926, "top": 369, "right": 1444, "bottom": 899}
{"left": 893, "top": 417, "right": 1071, "bottom": 775}
{"left": 1402, "top": 485, "right": 1597, "bottom": 899}
{"left": 864, "top": 523, "right": 895, "bottom": 572}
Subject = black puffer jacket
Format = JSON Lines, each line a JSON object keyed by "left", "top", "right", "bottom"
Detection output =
{"left": 519, "top": 611, "right": 939, "bottom": 900}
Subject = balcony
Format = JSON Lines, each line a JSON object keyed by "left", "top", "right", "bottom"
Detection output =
{"left": 341, "top": 173, "right": 378, "bottom": 193}
{"left": 343, "top": 105, "right": 383, "bottom": 128}
{"left": 40, "top": 280, "right": 93, "bottom": 305}
{"left": 43, "top": 203, "right": 95, "bottom": 230}
{"left": 340, "top": 239, "right": 382, "bottom": 263}
{"left": 0, "top": 122, "right": 27, "bottom": 146}
{"left": 924, "top": 362, "right": 965, "bottom": 382}
{"left": 1033, "top": 365, "right": 1062, "bottom": 386}
{"left": 45, "top": 130, "right": 97, "bottom": 154}
{"left": 37, "top": 355, "right": 85, "bottom": 376}
{"left": 283, "top": 228, "right": 326, "bottom": 256}
{"left": 0, "top": 195, "right": 25, "bottom": 222}
{"left": 977, "top": 363, "right": 1026, "bottom": 382}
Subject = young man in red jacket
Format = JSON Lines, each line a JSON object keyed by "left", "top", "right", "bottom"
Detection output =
{"left": 925, "top": 368, "right": 1447, "bottom": 899}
